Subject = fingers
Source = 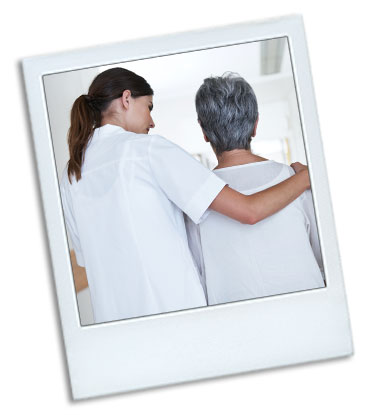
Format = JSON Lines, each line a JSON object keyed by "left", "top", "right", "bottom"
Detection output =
{"left": 290, "top": 162, "right": 307, "bottom": 174}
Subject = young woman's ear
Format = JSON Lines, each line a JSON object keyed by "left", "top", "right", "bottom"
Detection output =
{"left": 121, "top": 90, "right": 132, "bottom": 110}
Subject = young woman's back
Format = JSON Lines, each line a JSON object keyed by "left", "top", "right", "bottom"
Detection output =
{"left": 61, "top": 124, "right": 226, "bottom": 322}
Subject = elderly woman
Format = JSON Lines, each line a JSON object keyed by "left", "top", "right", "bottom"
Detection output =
{"left": 187, "top": 73, "right": 325, "bottom": 305}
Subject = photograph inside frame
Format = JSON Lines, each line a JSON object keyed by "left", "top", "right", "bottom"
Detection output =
{"left": 43, "top": 36, "right": 325, "bottom": 326}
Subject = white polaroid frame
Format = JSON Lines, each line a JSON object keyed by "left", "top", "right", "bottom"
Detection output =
{"left": 23, "top": 15, "right": 353, "bottom": 400}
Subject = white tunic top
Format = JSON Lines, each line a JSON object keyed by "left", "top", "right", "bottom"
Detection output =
{"left": 186, "top": 160, "right": 325, "bottom": 305}
{"left": 60, "top": 124, "right": 225, "bottom": 323}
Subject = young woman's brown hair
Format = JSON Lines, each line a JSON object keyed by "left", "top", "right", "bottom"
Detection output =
{"left": 67, "top": 67, "right": 154, "bottom": 182}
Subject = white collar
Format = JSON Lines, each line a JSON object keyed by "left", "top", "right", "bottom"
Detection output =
{"left": 94, "top": 124, "right": 127, "bottom": 138}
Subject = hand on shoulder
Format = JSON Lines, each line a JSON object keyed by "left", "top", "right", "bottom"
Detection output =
{"left": 290, "top": 162, "right": 310, "bottom": 190}
{"left": 290, "top": 162, "right": 307, "bottom": 174}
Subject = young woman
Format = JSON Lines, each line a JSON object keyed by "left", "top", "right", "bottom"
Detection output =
{"left": 60, "top": 67, "right": 310, "bottom": 323}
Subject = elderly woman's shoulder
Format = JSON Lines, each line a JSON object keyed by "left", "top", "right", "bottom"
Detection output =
{"left": 285, "top": 164, "right": 296, "bottom": 177}
{"left": 266, "top": 160, "right": 295, "bottom": 177}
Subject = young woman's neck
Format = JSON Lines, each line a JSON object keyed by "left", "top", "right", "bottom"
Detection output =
{"left": 100, "top": 114, "right": 126, "bottom": 130}
{"left": 215, "top": 149, "right": 267, "bottom": 170}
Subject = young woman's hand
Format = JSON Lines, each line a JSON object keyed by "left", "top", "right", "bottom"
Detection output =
{"left": 291, "top": 162, "right": 310, "bottom": 190}
{"left": 291, "top": 162, "right": 307, "bottom": 173}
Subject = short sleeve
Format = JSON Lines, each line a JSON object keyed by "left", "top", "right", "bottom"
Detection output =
{"left": 60, "top": 170, "right": 85, "bottom": 267}
{"left": 148, "top": 135, "right": 226, "bottom": 224}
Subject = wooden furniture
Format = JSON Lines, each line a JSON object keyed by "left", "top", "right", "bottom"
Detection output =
{"left": 70, "top": 250, "right": 88, "bottom": 292}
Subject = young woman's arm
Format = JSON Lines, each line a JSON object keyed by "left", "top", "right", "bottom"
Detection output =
{"left": 210, "top": 168, "right": 310, "bottom": 225}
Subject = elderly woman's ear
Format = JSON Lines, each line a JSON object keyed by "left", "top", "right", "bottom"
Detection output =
{"left": 198, "top": 119, "right": 210, "bottom": 142}
{"left": 252, "top": 114, "right": 259, "bottom": 137}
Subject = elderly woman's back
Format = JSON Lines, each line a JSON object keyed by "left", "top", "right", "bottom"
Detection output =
{"left": 188, "top": 159, "right": 324, "bottom": 305}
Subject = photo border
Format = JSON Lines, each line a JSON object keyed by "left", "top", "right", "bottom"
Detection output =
{"left": 22, "top": 15, "right": 353, "bottom": 399}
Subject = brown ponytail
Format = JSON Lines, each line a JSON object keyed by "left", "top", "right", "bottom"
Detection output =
{"left": 67, "top": 68, "right": 154, "bottom": 183}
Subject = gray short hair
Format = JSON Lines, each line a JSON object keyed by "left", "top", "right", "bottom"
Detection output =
{"left": 195, "top": 72, "right": 258, "bottom": 154}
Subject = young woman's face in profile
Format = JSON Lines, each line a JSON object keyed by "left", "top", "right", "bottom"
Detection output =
{"left": 126, "top": 95, "right": 155, "bottom": 134}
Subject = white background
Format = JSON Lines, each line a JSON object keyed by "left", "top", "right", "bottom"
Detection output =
{"left": 2, "top": 1, "right": 367, "bottom": 413}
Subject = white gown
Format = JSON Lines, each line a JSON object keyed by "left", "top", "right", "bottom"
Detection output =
{"left": 186, "top": 160, "right": 325, "bottom": 305}
{"left": 60, "top": 124, "right": 225, "bottom": 323}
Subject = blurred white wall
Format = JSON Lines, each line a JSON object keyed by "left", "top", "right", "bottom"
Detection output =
{"left": 43, "top": 67, "right": 100, "bottom": 180}
{"left": 44, "top": 37, "right": 306, "bottom": 181}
